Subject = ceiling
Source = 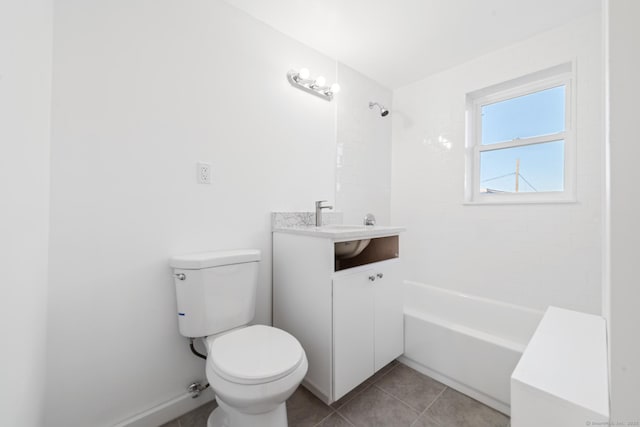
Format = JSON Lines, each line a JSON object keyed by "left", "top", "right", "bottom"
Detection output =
{"left": 223, "top": 0, "right": 600, "bottom": 89}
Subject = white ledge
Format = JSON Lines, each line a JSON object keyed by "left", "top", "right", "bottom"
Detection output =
{"left": 511, "top": 306, "right": 609, "bottom": 424}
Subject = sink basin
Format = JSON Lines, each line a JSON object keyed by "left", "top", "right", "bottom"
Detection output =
{"left": 334, "top": 239, "right": 371, "bottom": 259}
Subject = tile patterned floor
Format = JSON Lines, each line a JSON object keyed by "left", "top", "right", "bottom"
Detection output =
{"left": 161, "top": 361, "right": 510, "bottom": 427}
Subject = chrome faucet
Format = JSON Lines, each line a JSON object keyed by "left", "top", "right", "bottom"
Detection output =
{"left": 363, "top": 213, "right": 376, "bottom": 226}
{"left": 315, "top": 200, "right": 333, "bottom": 227}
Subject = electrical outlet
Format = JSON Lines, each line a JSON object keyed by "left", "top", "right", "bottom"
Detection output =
{"left": 197, "top": 162, "right": 212, "bottom": 184}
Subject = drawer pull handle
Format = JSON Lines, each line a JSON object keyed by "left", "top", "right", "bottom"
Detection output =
{"left": 377, "top": 273, "right": 384, "bottom": 279}
{"left": 368, "top": 275, "right": 376, "bottom": 282}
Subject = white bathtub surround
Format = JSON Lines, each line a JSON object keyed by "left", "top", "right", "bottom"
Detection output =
{"left": 391, "top": 12, "right": 603, "bottom": 316}
{"left": 400, "top": 281, "right": 543, "bottom": 414}
{"left": 335, "top": 63, "right": 392, "bottom": 226}
{"left": 511, "top": 307, "right": 609, "bottom": 427}
{"left": 271, "top": 212, "right": 343, "bottom": 228}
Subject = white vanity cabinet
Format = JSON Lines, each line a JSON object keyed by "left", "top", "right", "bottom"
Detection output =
{"left": 273, "top": 228, "right": 404, "bottom": 404}
{"left": 333, "top": 260, "right": 402, "bottom": 399}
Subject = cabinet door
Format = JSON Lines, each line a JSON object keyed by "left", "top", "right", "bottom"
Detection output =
{"left": 373, "top": 260, "right": 404, "bottom": 371}
{"left": 333, "top": 269, "right": 375, "bottom": 400}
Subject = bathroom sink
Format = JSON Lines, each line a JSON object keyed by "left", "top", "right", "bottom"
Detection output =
{"left": 272, "top": 223, "right": 406, "bottom": 239}
{"left": 334, "top": 239, "right": 371, "bottom": 259}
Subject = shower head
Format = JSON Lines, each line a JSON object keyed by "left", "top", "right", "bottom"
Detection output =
{"left": 369, "top": 101, "right": 389, "bottom": 117}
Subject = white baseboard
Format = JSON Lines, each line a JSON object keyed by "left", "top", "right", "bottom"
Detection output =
{"left": 112, "top": 388, "right": 215, "bottom": 427}
{"left": 397, "top": 356, "right": 511, "bottom": 416}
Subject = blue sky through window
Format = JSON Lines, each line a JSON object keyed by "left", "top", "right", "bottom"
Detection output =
{"left": 479, "top": 85, "right": 565, "bottom": 193}
{"left": 480, "top": 141, "right": 564, "bottom": 192}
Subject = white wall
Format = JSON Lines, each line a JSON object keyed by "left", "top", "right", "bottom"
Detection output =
{"left": 391, "top": 13, "right": 603, "bottom": 313}
{"left": 46, "top": 1, "right": 347, "bottom": 425}
{"left": 0, "top": 1, "right": 52, "bottom": 426}
{"left": 605, "top": 0, "right": 640, "bottom": 421}
{"left": 336, "top": 63, "right": 392, "bottom": 225}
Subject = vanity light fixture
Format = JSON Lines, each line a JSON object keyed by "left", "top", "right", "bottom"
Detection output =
{"left": 287, "top": 68, "right": 340, "bottom": 101}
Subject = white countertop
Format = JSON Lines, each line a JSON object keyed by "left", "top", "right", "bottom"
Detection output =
{"left": 272, "top": 224, "right": 405, "bottom": 240}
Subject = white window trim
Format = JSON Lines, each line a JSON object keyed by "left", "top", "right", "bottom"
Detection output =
{"left": 464, "top": 65, "right": 576, "bottom": 205}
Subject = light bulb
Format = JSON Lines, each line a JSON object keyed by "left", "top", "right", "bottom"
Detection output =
{"left": 330, "top": 83, "right": 341, "bottom": 94}
{"left": 315, "top": 76, "right": 326, "bottom": 87}
{"left": 298, "top": 68, "right": 310, "bottom": 80}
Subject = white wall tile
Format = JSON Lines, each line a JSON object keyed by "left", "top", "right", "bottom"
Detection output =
{"left": 336, "top": 63, "right": 392, "bottom": 225}
{"left": 391, "top": 12, "right": 603, "bottom": 313}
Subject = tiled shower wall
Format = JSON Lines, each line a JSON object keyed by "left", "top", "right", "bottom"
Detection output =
{"left": 336, "top": 63, "right": 392, "bottom": 226}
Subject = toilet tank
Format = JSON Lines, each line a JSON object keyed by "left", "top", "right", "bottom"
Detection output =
{"left": 169, "top": 249, "right": 261, "bottom": 338}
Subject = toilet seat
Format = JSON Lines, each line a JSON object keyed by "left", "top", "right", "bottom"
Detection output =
{"left": 207, "top": 325, "right": 304, "bottom": 385}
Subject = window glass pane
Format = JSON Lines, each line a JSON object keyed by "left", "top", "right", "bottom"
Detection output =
{"left": 481, "top": 86, "right": 565, "bottom": 145}
{"left": 480, "top": 141, "right": 564, "bottom": 193}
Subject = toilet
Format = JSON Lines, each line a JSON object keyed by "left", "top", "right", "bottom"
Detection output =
{"left": 170, "top": 249, "right": 308, "bottom": 427}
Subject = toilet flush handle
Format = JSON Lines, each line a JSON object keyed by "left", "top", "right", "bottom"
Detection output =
{"left": 174, "top": 273, "right": 186, "bottom": 281}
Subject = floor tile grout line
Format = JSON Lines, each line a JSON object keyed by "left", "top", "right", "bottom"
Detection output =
{"left": 384, "top": 381, "right": 448, "bottom": 415}
{"left": 340, "top": 410, "right": 357, "bottom": 427}
{"left": 373, "top": 381, "right": 428, "bottom": 414}
{"left": 409, "top": 386, "right": 449, "bottom": 427}
{"left": 312, "top": 409, "right": 338, "bottom": 427}
{"left": 372, "top": 384, "right": 422, "bottom": 416}
{"left": 372, "top": 364, "right": 449, "bottom": 416}
{"left": 365, "top": 363, "right": 399, "bottom": 388}
{"left": 333, "top": 385, "right": 373, "bottom": 425}
{"left": 331, "top": 382, "right": 373, "bottom": 411}
{"left": 334, "top": 408, "right": 358, "bottom": 427}
{"left": 335, "top": 371, "right": 406, "bottom": 427}
{"left": 330, "top": 410, "right": 356, "bottom": 427}
{"left": 332, "top": 363, "right": 399, "bottom": 411}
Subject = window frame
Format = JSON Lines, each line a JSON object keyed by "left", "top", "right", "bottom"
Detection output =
{"left": 465, "top": 66, "right": 576, "bottom": 204}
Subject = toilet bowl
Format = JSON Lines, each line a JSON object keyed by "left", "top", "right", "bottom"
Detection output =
{"left": 205, "top": 325, "right": 308, "bottom": 427}
{"left": 170, "top": 250, "right": 308, "bottom": 427}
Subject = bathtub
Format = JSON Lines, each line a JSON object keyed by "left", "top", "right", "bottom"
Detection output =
{"left": 399, "top": 281, "right": 543, "bottom": 415}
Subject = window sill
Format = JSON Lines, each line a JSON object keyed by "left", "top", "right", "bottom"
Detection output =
{"left": 463, "top": 196, "right": 577, "bottom": 206}
{"left": 464, "top": 190, "right": 577, "bottom": 205}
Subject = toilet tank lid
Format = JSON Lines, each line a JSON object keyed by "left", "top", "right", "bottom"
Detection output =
{"left": 170, "top": 249, "right": 261, "bottom": 270}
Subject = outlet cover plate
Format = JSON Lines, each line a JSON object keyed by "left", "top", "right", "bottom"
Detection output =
{"left": 197, "top": 162, "right": 212, "bottom": 184}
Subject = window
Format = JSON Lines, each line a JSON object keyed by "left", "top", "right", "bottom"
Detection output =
{"left": 465, "top": 64, "right": 575, "bottom": 203}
